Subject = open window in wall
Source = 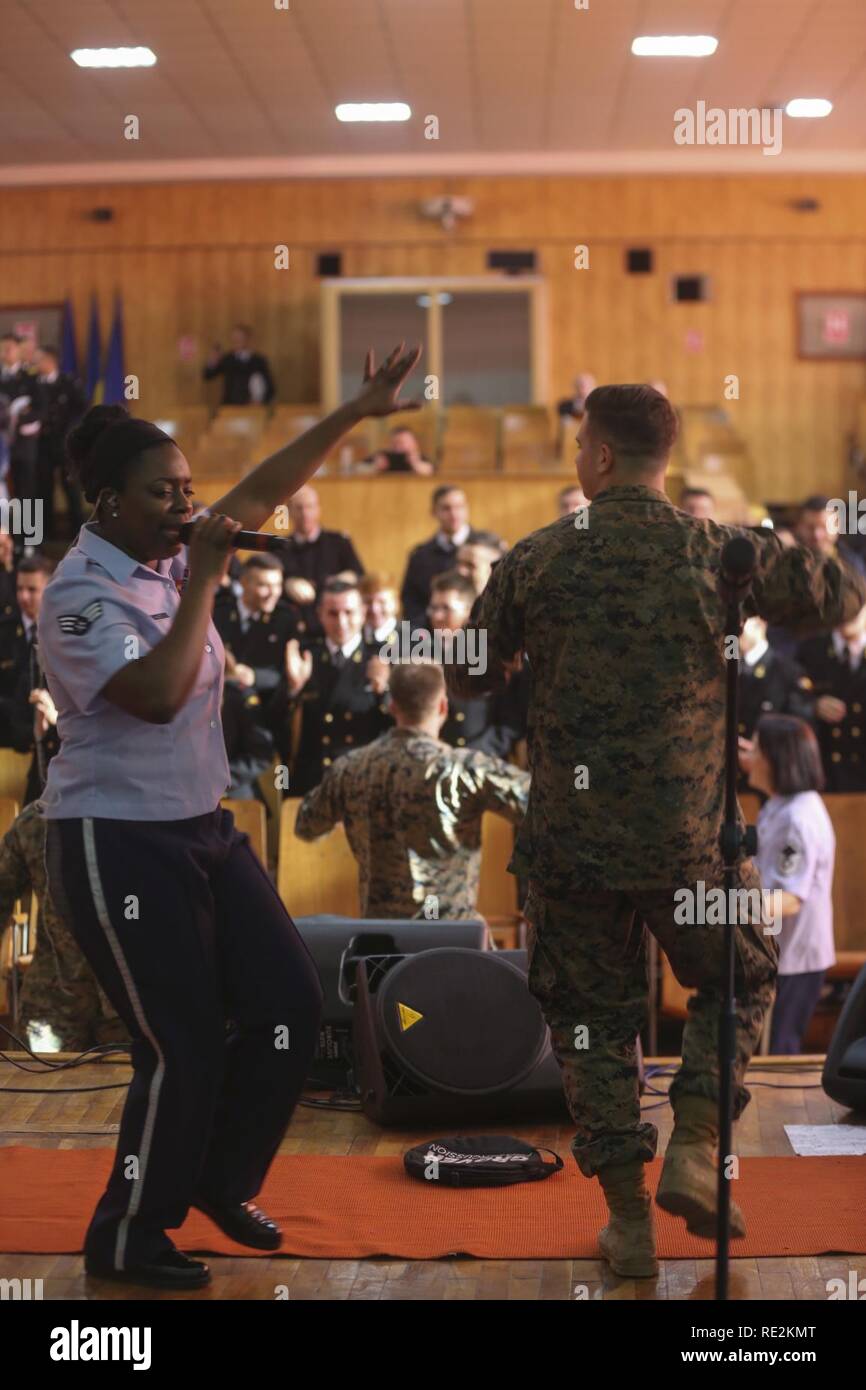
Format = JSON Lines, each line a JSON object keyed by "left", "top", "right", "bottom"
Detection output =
{"left": 320, "top": 277, "right": 548, "bottom": 411}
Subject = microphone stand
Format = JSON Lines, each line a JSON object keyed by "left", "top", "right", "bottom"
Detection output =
{"left": 716, "top": 538, "right": 758, "bottom": 1302}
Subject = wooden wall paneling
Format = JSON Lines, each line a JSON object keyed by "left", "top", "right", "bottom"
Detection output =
{"left": 2, "top": 175, "right": 865, "bottom": 502}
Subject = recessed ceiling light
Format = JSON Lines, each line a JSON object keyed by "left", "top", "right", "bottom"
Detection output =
{"left": 785, "top": 98, "right": 833, "bottom": 118}
{"left": 632, "top": 35, "right": 718, "bottom": 57}
{"left": 335, "top": 102, "right": 411, "bottom": 123}
{"left": 71, "top": 47, "right": 157, "bottom": 68}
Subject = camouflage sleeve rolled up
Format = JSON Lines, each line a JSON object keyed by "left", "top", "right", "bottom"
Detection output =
{"left": 749, "top": 533, "right": 866, "bottom": 636}
{"left": 457, "top": 748, "right": 530, "bottom": 825}
{"left": 294, "top": 759, "right": 347, "bottom": 840}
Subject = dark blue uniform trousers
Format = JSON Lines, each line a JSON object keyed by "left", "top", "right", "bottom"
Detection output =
{"left": 44, "top": 806, "right": 323, "bottom": 1270}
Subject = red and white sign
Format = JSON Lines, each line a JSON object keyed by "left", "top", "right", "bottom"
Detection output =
{"left": 821, "top": 309, "right": 850, "bottom": 345}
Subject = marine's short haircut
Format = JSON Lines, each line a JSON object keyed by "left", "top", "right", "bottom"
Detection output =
{"left": 584, "top": 384, "right": 679, "bottom": 461}
{"left": 388, "top": 661, "right": 446, "bottom": 722}
{"left": 755, "top": 714, "right": 825, "bottom": 795}
{"left": 429, "top": 569, "right": 476, "bottom": 604}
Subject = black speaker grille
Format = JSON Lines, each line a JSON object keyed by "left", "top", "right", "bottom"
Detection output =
{"left": 378, "top": 949, "right": 547, "bottom": 1095}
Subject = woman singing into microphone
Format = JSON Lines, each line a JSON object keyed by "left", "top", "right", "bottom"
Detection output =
{"left": 38, "top": 345, "right": 420, "bottom": 1289}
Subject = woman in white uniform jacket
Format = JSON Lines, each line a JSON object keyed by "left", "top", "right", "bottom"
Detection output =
{"left": 746, "top": 714, "right": 836, "bottom": 1054}
{"left": 38, "top": 345, "right": 422, "bottom": 1290}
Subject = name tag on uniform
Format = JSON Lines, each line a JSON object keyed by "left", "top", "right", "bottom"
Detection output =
{"left": 150, "top": 613, "right": 170, "bottom": 620}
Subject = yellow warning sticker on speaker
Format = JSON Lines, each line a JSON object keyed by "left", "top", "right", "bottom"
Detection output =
{"left": 397, "top": 1002, "right": 423, "bottom": 1032}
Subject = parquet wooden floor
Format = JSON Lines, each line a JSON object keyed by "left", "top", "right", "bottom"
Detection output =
{"left": 1, "top": 1053, "right": 862, "bottom": 1301}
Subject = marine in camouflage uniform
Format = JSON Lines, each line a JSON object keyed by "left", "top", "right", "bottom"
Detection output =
{"left": 1, "top": 801, "right": 128, "bottom": 1051}
{"left": 447, "top": 478, "right": 866, "bottom": 1182}
{"left": 294, "top": 724, "right": 529, "bottom": 918}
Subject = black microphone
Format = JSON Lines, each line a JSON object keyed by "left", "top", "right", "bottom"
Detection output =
{"left": 177, "top": 521, "right": 291, "bottom": 553}
{"left": 718, "top": 535, "right": 757, "bottom": 604}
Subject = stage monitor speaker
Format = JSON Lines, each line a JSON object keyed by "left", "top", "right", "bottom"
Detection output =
{"left": 353, "top": 947, "right": 571, "bottom": 1125}
{"left": 295, "top": 916, "right": 487, "bottom": 1088}
{"left": 822, "top": 960, "right": 866, "bottom": 1112}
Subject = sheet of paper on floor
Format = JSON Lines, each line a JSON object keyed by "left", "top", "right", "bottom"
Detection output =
{"left": 784, "top": 1125, "right": 866, "bottom": 1156}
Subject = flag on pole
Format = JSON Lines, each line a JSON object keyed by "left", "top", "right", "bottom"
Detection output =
{"left": 60, "top": 298, "right": 79, "bottom": 379}
{"left": 84, "top": 295, "right": 103, "bottom": 403}
{"left": 103, "top": 294, "right": 126, "bottom": 406}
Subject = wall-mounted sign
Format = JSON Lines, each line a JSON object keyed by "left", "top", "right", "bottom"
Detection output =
{"left": 797, "top": 294, "right": 866, "bottom": 360}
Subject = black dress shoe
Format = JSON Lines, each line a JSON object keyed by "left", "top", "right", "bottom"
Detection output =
{"left": 85, "top": 1249, "right": 211, "bottom": 1289}
{"left": 193, "top": 1198, "right": 282, "bottom": 1251}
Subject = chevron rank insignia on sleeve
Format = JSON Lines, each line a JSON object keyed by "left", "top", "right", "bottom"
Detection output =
{"left": 57, "top": 600, "right": 104, "bottom": 635}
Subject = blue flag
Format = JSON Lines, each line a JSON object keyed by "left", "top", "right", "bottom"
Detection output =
{"left": 60, "top": 298, "right": 79, "bottom": 378}
{"left": 103, "top": 295, "right": 126, "bottom": 406}
{"left": 84, "top": 294, "right": 102, "bottom": 403}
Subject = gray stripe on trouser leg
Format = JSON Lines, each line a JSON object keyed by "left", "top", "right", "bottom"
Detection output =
{"left": 82, "top": 819, "right": 167, "bottom": 1271}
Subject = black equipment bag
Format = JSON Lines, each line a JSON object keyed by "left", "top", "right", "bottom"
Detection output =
{"left": 404, "top": 1134, "right": 564, "bottom": 1188}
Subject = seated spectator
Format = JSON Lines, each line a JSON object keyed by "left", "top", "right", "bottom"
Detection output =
{"left": 35, "top": 344, "right": 87, "bottom": 540}
{"left": 268, "top": 578, "right": 390, "bottom": 796}
{"left": 279, "top": 484, "right": 364, "bottom": 637}
{"left": 221, "top": 681, "right": 275, "bottom": 807}
{"left": 0, "top": 332, "right": 43, "bottom": 503}
{"left": 744, "top": 715, "right": 835, "bottom": 1055}
{"left": 679, "top": 486, "right": 715, "bottom": 520}
{"left": 769, "top": 496, "right": 866, "bottom": 658}
{"left": 557, "top": 372, "right": 597, "bottom": 420}
{"left": 202, "top": 323, "right": 275, "bottom": 405}
{"left": 557, "top": 484, "right": 589, "bottom": 517}
{"left": 0, "top": 554, "right": 52, "bottom": 751}
{"left": 400, "top": 486, "right": 483, "bottom": 632}
{"left": 428, "top": 569, "right": 526, "bottom": 756}
{"left": 214, "top": 554, "right": 298, "bottom": 711}
{"left": 1, "top": 801, "right": 128, "bottom": 1053}
{"left": 360, "top": 573, "right": 400, "bottom": 647}
{"left": 0, "top": 528, "right": 17, "bottom": 615}
{"left": 371, "top": 426, "right": 433, "bottom": 475}
{"left": 455, "top": 531, "right": 507, "bottom": 596}
{"left": 796, "top": 602, "right": 866, "bottom": 791}
{"left": 738, "top": 615, "right": 814, "bottom": 741}
{"left": 294, "top": 661, "right": 529, "bottom": 919}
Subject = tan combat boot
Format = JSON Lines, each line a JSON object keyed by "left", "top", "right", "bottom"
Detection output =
{"left": 596, "top": 1159, "right": 658, "bottom": 1278}
{"left": 656, "top": 1094, "right": 746, "bottom": 1238}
